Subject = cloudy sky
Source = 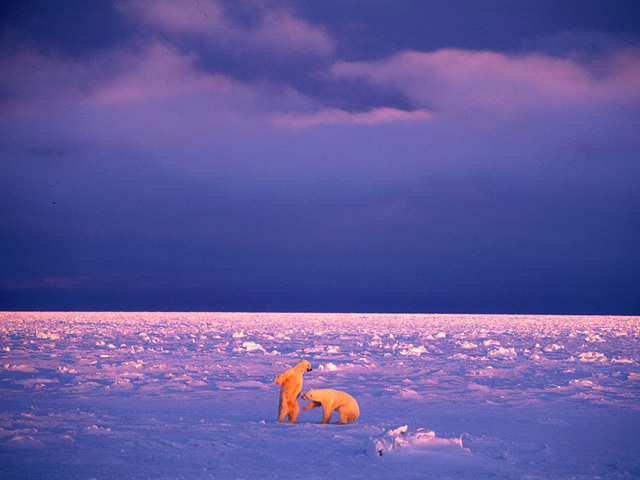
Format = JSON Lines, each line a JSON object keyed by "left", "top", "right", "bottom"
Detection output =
{"left": 1, "top": 0, "right": 639, "bottom": 313}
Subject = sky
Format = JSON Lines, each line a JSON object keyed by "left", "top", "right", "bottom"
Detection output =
{"left": 1, "top": 0, "right": 639, "bottom": 314}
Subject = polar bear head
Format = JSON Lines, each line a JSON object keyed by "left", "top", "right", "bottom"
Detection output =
{"left": 297, "top": 360, "right": 313, "bottom": 372}
{"left": 274, "top": 360, "right": 313, "bottom": 385}
{"left": 301, "top": 390, "right": 316, "bottom": 400}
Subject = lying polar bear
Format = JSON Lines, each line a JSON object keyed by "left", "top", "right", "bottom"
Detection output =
{"left": 274, "top": 360, "right": 313, "bottom": 423}
{"left": 302, "top": 389, "right": 360, "bottom": 424}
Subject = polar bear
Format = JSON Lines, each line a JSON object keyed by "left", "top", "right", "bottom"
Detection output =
{"left": 274, "top": 360, "right": 312, "bottom": 423}
{"left": 301, "top": 389, "right": 360, "bottom": 424}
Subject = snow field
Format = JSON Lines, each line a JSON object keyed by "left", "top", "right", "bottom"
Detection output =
{"left": 1, "top": 312, "right": 639, "bottom": 478}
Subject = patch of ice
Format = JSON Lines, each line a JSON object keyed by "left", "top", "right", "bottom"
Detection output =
{"left": 482, "top": 339, "right": 500, "bottom": 346}
{"left": 459, "top": 341, "right": 478, "bottom": 349}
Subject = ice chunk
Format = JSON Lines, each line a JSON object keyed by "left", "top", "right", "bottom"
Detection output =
{"left": 36, "top": 332, "right": 59, "bottom": 340}
{"left": 2, "top": 364, "right": 37, "bottom": 372}
{"left": 241, "top": 341, "right": 266, "bottom": 353}
{"left": 394, "top": 388, "right": 421, "bottom": 399}
{"left": 611, "top": 357, "right": 634, "bottom": 364}
{"left": 488, "top": 347, "right": 517, "bottom": 358}
{"left": 543, "top": 344, "right": 564, "bottom": 352}
{"left": 399, "top": 345, "right": 428, "bottom": 356}
{"left": 371, "top": 425, "right": 467, "bottom": 457}
{"left": 578, "top": 351, "right": 607, "bottom": 363}
{"left": 584, "top": 334, "right": 605, "bottom": 343}
{"left": 7, "top": 435, "right": 46, "bottom": 449}
{"left": 319, "top": 363, "right": 338, "bottom": 371}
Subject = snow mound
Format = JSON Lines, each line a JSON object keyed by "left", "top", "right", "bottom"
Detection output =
{"left": 36, "top": 332, "right": 60, "bottom": 340}
{"left": 578, "top": 351, "right": 607, "bottom": 363}
{"left": 7, "top": 435, "right": 46, "bottom": 449}
{"left": 2, "top": 364, "right": 37, "bottom": 372}
{"left": 371, "top": 425, "right": 468, "bottom": 457}
{"left": 585, "top": 334, "right": 605, "bottom": 343}
{"left": 394, "top": 388, "right": 421, "bottom": 399}
{"left": 488, "top": 347, "right": 517, "bottom": 358}
{"left": 399, "top": 345, "right": 428, "bottom": 356}
{"left": 318, "top": 362, "right": 338, "bottom": 371}
{"left": 241, "top": 341, "right": 267, "bottom": 353}
{"left": 611, "top": 357, "right": 634, "bottom": 364}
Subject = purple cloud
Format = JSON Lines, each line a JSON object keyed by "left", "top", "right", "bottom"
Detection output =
{"left": 271, "top": 107, "right": 434, "bottom": 128}
{"left": 332, "top": 47, "right": 640, "bottom": 122}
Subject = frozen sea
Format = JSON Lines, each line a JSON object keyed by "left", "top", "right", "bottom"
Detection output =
{"left": 1, "top": 312, "right": 639, "bottom": 479}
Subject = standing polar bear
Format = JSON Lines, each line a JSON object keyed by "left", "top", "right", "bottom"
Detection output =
{"left": 302, "top": 389, "right": 360, "bottom": 424}
{"left": 274, "top": 360, "right": 312, "bottom": 423}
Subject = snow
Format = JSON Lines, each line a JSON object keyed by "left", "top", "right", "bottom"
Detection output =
{"left": 371, "top": 425, "right": 468, "bottom": 458}
{"left": 1, "top": 312, "right": 639, "bottom": 479}
{"left": 487, "top": 346, "right": 518, "bottom": 358}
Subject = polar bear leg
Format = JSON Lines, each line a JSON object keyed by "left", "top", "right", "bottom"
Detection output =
{"left": 303, "top": 401, "right": 322, "bottom": 411}
{"left": 277, "top": 402, "right": 288, "bottom": 423}
{"left": 288, "top": 400, "right": 300, "bottom": 423}
{"left": 321, "top": 404, "right": 333, "bottom": 424}
{"left": 337, "top": 405, "right": 359, "bottom": 424}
